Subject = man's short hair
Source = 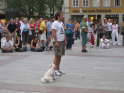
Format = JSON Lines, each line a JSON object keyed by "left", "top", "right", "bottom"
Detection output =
{"left": 54, "top": 11, "right": 62, "bottom": 20}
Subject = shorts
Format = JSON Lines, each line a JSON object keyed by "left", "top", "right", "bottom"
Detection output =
{"left": 47, "top": 31, "right": 52, "bottom": 38}
{"left": 39, "top": 33, "right": 46, "bottom": 41}
{"left": 53, "top": 41, "right": 65, "bottom": 56}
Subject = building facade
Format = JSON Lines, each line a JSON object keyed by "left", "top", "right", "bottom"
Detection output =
{"left": 64, "top": 0, "right": 124, "bottom": 25}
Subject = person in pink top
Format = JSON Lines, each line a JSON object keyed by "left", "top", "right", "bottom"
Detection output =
{"left": 112, "top": 20, "right": 119, "bottom": 45}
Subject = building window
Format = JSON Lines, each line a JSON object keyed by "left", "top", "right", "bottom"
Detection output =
{"left": 72, "top": 0, "right": 79, "bottom": 7}
{"left": 83, "top": 0, "right": 89, "bottom": 7}
{"left": 115, "top": 0, "right": 121, "bottom": 6}
{"left": 103, "top": 0, "right": 110, "bottom": 7}
{"left": 92, "top": 0, "right": 100, "bottom": 7}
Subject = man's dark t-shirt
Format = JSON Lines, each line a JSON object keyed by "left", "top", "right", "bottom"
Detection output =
{"left": 8, "top": 23, "right": 17, "bottom": 33}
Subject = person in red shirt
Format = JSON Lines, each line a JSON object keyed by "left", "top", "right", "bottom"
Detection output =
{"left": 15, "top": 18, "right": 21, "bottom": 37}
{"left": 34, "top": 19, "right": 40, "bottom": 37}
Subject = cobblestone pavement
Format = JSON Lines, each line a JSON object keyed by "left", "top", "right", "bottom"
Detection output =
{"left": 0, "top": 39, "right": 124, "bottom": 93}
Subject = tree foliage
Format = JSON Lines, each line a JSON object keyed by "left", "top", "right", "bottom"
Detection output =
{"left": 6, "top": 0, "right": 63, "bottom": 17}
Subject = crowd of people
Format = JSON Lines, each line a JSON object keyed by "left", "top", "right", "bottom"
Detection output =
{"left": 0, "top": 15, "right": 123, "bottom": 53}
{"left": 80, "top": 17, "right": 122, "bottom": 52}
{"left": 0, "top": 17, "right": 54, "bottom": 53}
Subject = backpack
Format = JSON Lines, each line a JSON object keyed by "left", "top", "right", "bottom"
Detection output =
{"left": 65, "top": 29, "right": 73, "bottom": 34}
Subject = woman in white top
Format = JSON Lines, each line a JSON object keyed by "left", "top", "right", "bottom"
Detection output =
{"left": 112, "top": 20, "right": 119, "bottom": 45}
{"left": 0, "top": 22, "right": 4, "bottom": 48}
{"left": 20, "top": 18, "right": 30, "bottom": 50}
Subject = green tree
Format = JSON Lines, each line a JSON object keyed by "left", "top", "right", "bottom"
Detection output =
{"left": 7, "top": 0, "right": 27, "bottom": 17}
{"left": 6, "top": 0, "right": 64, "bottom": 17}
{"left": 34, "top": 0, "right": 48, "bottom": 16}
{"left": 47, "top": 0, "right": 64, "bottom": 17}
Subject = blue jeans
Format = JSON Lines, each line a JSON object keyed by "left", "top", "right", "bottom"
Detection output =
{"left": 66, "top": 34, "right": 73, "bottom": 49}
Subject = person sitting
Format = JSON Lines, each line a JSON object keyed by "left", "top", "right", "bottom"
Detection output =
{"left": 14, "top": 35, "right": 23, "bottom": 52}
{"left": 1, "top": 34, "right": 14, "bottom": 53}
{"left": 99, "top": 35, "right": 110, "bottom": 49}
{"left": 31, "top": 37, "right": 42, "bottom": 52}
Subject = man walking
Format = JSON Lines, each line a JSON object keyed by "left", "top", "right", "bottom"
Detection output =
{"left": 51, "top": 11, "right": 66, "bottom": 76}
{"left": 41, "top": 12, "right": 66, "bottom": 83}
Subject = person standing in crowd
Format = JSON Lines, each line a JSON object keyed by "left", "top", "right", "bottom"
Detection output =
{"left": 34, "top": 19, "right": 40, "bottom": 37}
{"left": 51, "top": 11, "right": 66, "bottom": 76}
{"left": 122, "top": 21, "right": 124, "bottom": 46}
{"left": 39, "top": 18, "right": 47, "bottom": 51}
{"left": 88, "top": 24, "right": 95, "bottom": 47}
{"left": 81, "top": 26, "right": 88, "bottom": 52}
{"left": 20, "top": 18, "right": 30, "bottom": 51}
{"left": 112, "top": 20, "right": 119, "bottom": 46}
{"left": 46, "top": 18, "right": 53, "bottom": 50}
{"left": 29, "top": 18, "right": 35, "bottom": 44}
{"left": 65, "top": 20, "right": 74, "bottom": 49}
{"left": 96, "top": 20, "right": 104, "bottom": 47}
{"left": 7, "top": 18, "right": 17, "bottom": 41}
{"left": 2, "top": 22, "right": 8, "bottom": 36}
{"left": 15, "top": 17, "right": 21, "bottom": 37}
{"left": 104, "top": 18, "right": 112, "bottom": 39}
{"left": 74, "top": 21, "right": 80, "bottom": 40}
{"left": 80, "top": 17, "right": 88, "bottom": 52}
{"left": 0, "top": 21, "right": 4, "bottom": 48}
{"left": 107, "top": 19, "right": 113, "bottom": 39}
{"left": 20, "top": 17, "right": 24, "bottom": 28}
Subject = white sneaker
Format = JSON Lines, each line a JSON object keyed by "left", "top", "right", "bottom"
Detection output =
{"left": 41, "top": 68, "right": 55, "bottom": 83}
{"left": 54, "top": 70, "right": 65, "bottom": 76}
